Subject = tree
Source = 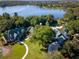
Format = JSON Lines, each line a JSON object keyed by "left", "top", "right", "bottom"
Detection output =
{"left": 2, "top": 13, "right": 10, "bottom": 19}
{"left": 0, "top": 13, "right": 29, "bottom": 33}
{"left": 58, "top": 13, "right": 76, "bottom": 25}
{"left": 31, "top": 26, "right": 55, "bottom": 45}
{"left": 61, "top": 38, "right": 79, "bottom": 59}
{"left": 30, "top": 16, "right": 40, "bottom": 26}
{"left": 14, "top": 12, "right": 18, "bottom": 17}
{"left": 58, "top": 7, "right": 79, "bottom": 25}
{"left": 0, "top": 18, "right": 13, "bottom": 33}
{"left": 43, "top": 15, "right": 55, "bottom": 26}
{"left": 50, "top": 51, "right": 64, "bottom": 59}
{"left": 14, "top": 16, "right": 25, "bottom": 27}
{"left": 44, "top": 14, "right": 54, "bottom": 22}
{"left": 66, "top": 20, "right": 79, "bottom": 34}
{"left": 13, "top": 16, "right": 30, "bottom": 27}
{"left": 0, "top": 14, "right": 15, "bottom": 33}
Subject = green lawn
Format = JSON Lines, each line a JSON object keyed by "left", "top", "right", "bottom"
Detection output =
{"left": 3, "top": 43, "right": 25, "bottom": 59}
{"left": 3, "top": 39, "right": 48, "bottom": 59}
{"left": 25, "top": 39, "right": 48, "bottom": 59}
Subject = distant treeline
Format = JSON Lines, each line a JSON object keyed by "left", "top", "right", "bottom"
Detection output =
{"left": 0, "top": 1, "right": 79, "bottom": 8}
{"left": 0, "top": 1, "right": 64, "bottom": 6}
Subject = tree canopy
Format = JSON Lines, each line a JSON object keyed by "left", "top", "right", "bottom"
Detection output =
{"left": 66, "top": 20, "right": 79, "bottom": 34}
{"left": 31, "top": 26, "right": 55, "bottom": 45}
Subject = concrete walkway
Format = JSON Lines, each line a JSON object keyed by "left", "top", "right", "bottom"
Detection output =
{"left": 21, "top": 36, "right": 30, "bottom": 59}
{"left": 51, "top": 26, "right": 63, "bottom": 30}
{"left": 21, "top": 42, "right": 28, "bottom": 59}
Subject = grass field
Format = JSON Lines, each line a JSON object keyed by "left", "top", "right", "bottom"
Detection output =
{"left": 26, "top": 39, "right": 48, "bottom": 59}
{"left": 2, "top": 43, "right": 26, "bottom": 59}
{"left": 2, "top": 39, "right": 48, "bottom": 59}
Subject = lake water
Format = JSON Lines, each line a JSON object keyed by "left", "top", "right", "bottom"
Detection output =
{"left": 0, "top": 5, "right": 65, "bottom": 19}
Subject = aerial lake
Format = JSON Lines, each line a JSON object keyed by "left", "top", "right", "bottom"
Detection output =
{"left": 0, "top": 5, "right": 65, "bottom": 19}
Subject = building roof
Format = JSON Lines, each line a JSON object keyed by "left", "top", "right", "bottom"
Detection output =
{"left": 48, "top": 28, "right": 69, "bottom": 52}
{"left": 3, "top": 27, "right": 27, "bottom": 43}
{"left": 48, "top": 42, "right": 60, "bottom": 52}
